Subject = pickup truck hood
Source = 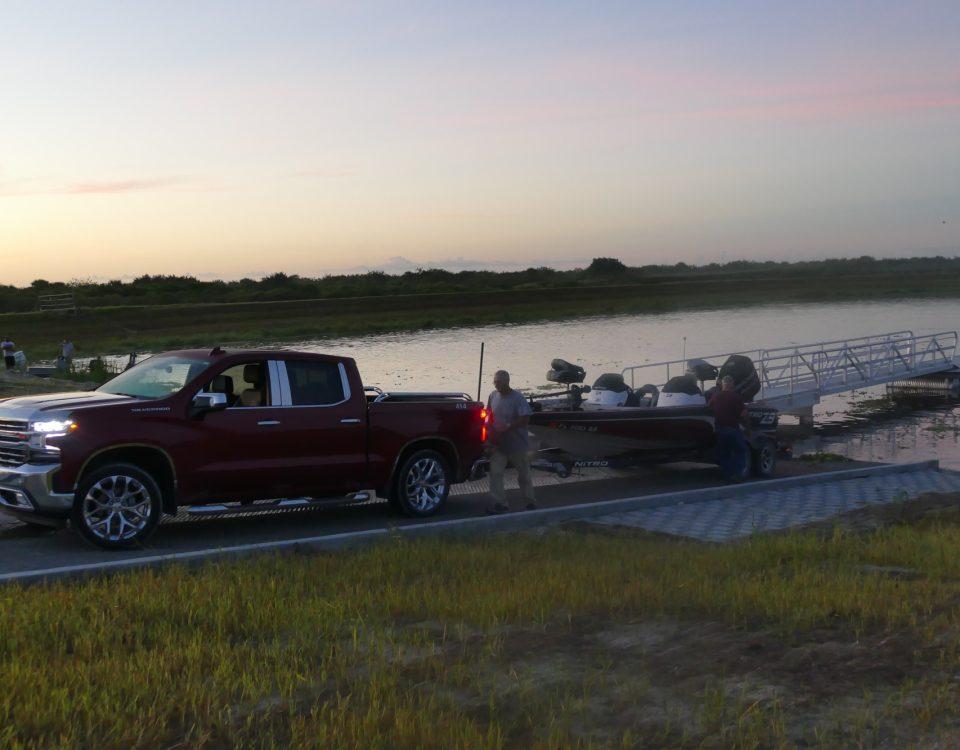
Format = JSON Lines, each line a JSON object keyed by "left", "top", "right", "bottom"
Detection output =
{"left": 0, "top": 391, "right": 135, "bottom": 420}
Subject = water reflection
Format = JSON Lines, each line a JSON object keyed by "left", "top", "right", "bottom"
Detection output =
{"left": 795, "top": 390, "right": 960, "bottom": 469}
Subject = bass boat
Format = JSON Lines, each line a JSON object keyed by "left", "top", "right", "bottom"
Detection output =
{"left": 527, "top": 356, "right": 779, "bottom": 475}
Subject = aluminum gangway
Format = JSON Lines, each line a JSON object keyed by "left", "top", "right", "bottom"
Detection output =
{"left": 621, "top": 330, "right": 959, "bottom": 421}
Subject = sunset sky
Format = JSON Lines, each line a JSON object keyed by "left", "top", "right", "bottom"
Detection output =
{"left": 1, "top": 1, "right": 958, "bottom": 285}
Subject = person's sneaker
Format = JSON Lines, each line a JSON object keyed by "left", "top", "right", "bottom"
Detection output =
{"left": 486, "top": 503, "right": 511, "bottom": 515}
{"left": 525, "top": 502, "right": 538, "bottom": 511}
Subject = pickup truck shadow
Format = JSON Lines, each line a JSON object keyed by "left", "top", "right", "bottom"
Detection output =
{"left": 0, "top": 461, "right": 839, "bottom": 559}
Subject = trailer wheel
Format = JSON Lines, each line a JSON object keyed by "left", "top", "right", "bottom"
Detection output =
{"left": 392, "top": 449, "right": 451, "bottom": 517}
{"left": 72, "top": 463, "right": 163, "bottom": 549}
{"left": 750, "top": 438, "right": 777, "bottom": 478}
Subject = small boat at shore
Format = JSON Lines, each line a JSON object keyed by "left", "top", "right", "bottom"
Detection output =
{"left": 526, "top": 357, "right": 779, "bottom": 475}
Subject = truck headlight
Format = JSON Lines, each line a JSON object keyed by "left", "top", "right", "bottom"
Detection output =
{"left": 30, "top": 419, "right": 74, "bottom": 435}
{"left": 28, "top": 420, "right": 75, "bottom": 460}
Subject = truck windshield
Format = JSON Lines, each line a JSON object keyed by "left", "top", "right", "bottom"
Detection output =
{"left": 98, "top": 356, "right": 211, "bottom": 400}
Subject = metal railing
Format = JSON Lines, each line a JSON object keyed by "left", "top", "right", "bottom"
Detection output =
{"left": 622, "top": 330, "right": 959, "bottom": 408}
{"left": 757, "top": 331, "right": 957, "bottom": 402}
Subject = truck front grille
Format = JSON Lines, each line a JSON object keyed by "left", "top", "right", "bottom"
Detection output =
{"left": 0, "top": 418, "right": 29, "bottom": 430}
{"left": 0, "top": 445, "right": 28, "bottom": 468}
{"left": 0, "top": 419, "right": 30, "bottom": 467}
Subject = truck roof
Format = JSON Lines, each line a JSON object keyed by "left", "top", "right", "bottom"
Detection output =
{"left": 161, "top": 348, "right": 355, "bottom": 365}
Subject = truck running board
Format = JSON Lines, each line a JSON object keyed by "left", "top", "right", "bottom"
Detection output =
{"left": 183, "top": 492, "right": 372, "bottom": 516}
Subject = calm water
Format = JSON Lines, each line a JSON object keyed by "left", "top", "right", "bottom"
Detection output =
{"left": 290, "top": 298, "right": 960, "bottom": 395}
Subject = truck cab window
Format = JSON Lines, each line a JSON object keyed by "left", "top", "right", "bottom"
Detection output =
{"left": 286, "top": 361, "right": 345, "bottom": 406}
{"left": 204, "top": 362, "right": 271, "bottom": 407}
{"left": 99, "top": 355, "right": 211, "bottom": 399}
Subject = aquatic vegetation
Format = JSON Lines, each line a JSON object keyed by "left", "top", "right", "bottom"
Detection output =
{"left": 924, "top": 420, "right": 960, "bottom": 436}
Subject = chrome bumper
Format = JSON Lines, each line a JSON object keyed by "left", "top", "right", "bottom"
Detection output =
{"left": 0, "top": 463, "right": 73, "bottom": 518}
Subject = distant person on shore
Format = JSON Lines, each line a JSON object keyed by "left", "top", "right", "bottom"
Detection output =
{"left": 1, "top": 337, "right": 15, "bottom": 370}
{"left": 486, "top": 370, "right": 536, "bottom": 514}
{"left": 709, "top": 375, "right": 750, "bottom": 481}
{"left": 57, "top": 338, "right": 75, "bottom": 370}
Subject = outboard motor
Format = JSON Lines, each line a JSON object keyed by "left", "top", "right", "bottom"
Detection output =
{"left": 547, "top": 358, "right": 586, "bottom": 384}
{"left": 585, "top": 373, "right": 630, "bottom": 408}
{"left": 718, "top": 354, "right": 761, "bottom": 401}
{"left": 686, "top": 358, "right": 719, "bottom": 383}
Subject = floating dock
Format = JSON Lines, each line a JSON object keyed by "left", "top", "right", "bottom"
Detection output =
{"left": 622, "top": 330, "right": 960, "bottom": 425}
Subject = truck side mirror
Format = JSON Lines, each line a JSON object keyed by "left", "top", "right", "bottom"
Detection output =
{"left": 192, "top": 391, "right": 228, "bottom": 418}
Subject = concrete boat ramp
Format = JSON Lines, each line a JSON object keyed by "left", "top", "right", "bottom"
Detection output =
{"left": 587, "top": 460, "right": 960, "bottom": 542}
{"left": 0, "top": 458, "right": 957, "bottom": 586}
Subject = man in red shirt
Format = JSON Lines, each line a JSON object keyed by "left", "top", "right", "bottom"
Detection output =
{"left": 709, "top": 375, "right": 750, "bottom": 481}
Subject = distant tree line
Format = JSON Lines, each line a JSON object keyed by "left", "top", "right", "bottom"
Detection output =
{"left": 1, "top": 255, "right": 958, "bottom": 313}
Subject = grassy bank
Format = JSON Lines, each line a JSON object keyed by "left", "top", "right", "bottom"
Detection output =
{"left": 0, "top": 372, "right": 91, "bottom": 399}
{"left": 4, "top": 496, "right": 960, "bottom": 748}
{"left": 3, "top": 270, "right": 959, "bottom": 358}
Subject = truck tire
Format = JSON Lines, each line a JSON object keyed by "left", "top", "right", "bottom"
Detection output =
{"left": 72, "top": 463, "right": 163, "bottom": 549}
{"left": 750, "top": 437, "right": 777, "bottom": 478}
{"left": 391, "top": 449, "right": 451, "bottom": 517}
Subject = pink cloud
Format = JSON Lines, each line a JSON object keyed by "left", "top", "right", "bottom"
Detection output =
{"left": 64, "top": 177, "right": 191, "bottom": 194}
{"left": 0, "top": 175, "right": 219, "bottom": 197}
{"left": 678, "top": 90, "right": 960, "bottom": 123}
{"left": 413, "top": 50, "right": 960, "bottom": 130}
{"left": 286, "top": 168, "right": 356, "bottom": 179}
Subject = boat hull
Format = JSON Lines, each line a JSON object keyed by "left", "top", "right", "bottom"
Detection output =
{"left": 528, "top": 405, "right": 716, "bottom": 459}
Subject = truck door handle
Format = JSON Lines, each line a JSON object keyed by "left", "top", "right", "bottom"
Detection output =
{"left": 340, "top": 418, "right": 362, "bottom": 424}
{"left": 257, "top": 420, "right": 281, "bottom": 426}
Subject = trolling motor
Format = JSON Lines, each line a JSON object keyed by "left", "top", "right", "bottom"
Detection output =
{"left": 527, "top": 358, "right": 590, "bottom": 410}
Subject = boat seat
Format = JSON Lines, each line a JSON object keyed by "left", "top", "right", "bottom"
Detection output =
{"left": 662, "top": 374, "right": 701, "bottom": 396}
{"left": 592, "top": 373, "right": 629, "bottom": 393}
{"left": 547, "top": 358, "right": 586, "bottom": 384}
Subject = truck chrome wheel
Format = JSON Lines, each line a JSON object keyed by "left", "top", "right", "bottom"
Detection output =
{"left": 393, "top": 449, "right": 451, "bottom": 517}
{"left": 82, "top": 475, "right": 152, "bottom": 542}
{"left": 403, "top": 457, "right": 447, "bottom": 512}
{"left": 73, "top": 463, "right": 163, "bottom": 549}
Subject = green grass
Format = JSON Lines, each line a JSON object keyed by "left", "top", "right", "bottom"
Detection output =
{"left": 5, "top": 512, "right": 960, "bottom": 748}
{"left": 5, "top": 271, "right": 960, "bottom": 359}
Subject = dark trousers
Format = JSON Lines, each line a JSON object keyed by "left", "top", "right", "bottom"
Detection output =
{"left": 3, "top": 355, "right": 13, "bottom": 370}
{"left": 716, "top": 427, "right": 748, "bottom": 480}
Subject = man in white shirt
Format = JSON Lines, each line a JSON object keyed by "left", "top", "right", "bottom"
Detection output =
{"left": 486, "top": 370, "right": 536, "bottom": 514}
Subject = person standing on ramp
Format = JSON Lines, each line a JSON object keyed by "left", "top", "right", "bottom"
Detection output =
{"left": 486, "top": 370, "right": 536, "bottom": 514}
{"left": 709, "top": 375, "right": 750, "bottom": 481}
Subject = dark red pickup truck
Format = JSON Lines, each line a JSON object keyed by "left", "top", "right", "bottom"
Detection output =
{"left": 0, "top": 349, "right": 487, "bottom": 548}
